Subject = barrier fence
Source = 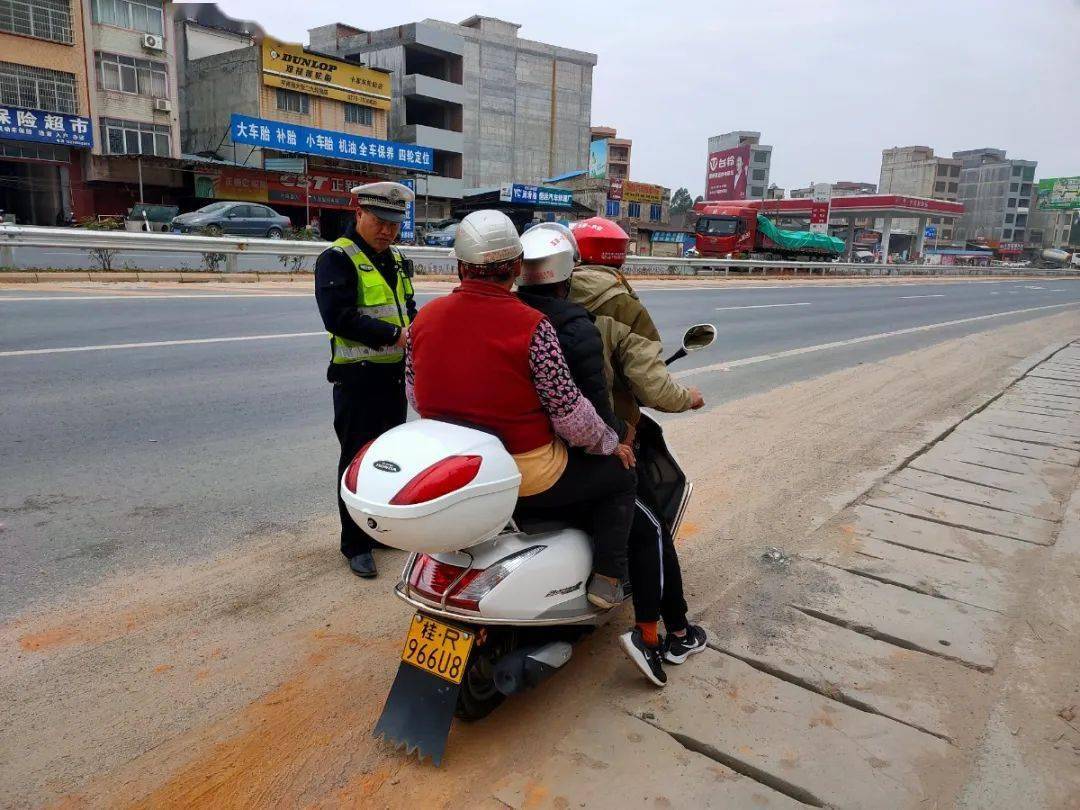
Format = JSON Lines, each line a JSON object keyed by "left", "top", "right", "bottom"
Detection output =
{"left": 0, "top": 225, "right": 1072, "bottom": 278}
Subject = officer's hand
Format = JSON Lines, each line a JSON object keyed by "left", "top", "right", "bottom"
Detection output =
{"left": 614, "top": 443, "right": 636, "bottom": 469}
{"left": 393, "top": 328, "right": 408, "bottom": 350}
{"left": 688, "top": 386, "right": 705, "bottom": 410}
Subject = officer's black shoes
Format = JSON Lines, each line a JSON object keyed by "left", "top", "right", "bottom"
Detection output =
{"left": 349, "top": 551, "right": 378, "bottom": 578}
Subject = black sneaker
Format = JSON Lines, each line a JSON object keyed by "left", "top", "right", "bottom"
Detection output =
{"left": 662, "top": 625, "right": 708, "bottom": 664}
{"left": 619, "top": 628, "right": 667, "bottom": 687}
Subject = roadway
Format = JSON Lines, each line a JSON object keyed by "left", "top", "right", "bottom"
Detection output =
{"left": 2, "top": 278, "right": 1079, "bottom": 617}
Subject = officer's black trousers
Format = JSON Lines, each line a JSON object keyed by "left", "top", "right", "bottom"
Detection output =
{"left": 332, "top": 367, "right": 407, "bottom": 558}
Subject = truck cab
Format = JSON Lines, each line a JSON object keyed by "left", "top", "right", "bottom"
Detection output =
{"left": 692, "top": 201, "right": 762, "bottom": 257}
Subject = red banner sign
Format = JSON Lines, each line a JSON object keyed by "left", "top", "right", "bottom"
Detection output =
{"left": 607, "top": 178, "right": 624, "bottom": 201}
{"left": 194, "top": 167, "right": 378, "bottom": 210}
{"left": 705, "top": 144, "right": 750, "bottom": 200}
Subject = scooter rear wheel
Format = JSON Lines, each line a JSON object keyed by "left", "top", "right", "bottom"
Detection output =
{"left": 455, "top": 654, "right": 505, "bottom": 720}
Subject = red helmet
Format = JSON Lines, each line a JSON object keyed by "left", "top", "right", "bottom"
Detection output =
{"left": 569, "top": 217, "right": 629, "bottom": 268}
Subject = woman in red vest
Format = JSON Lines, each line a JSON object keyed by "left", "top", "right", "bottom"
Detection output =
{"left": 406, "top": 210, "right": 636, "bottom": 610}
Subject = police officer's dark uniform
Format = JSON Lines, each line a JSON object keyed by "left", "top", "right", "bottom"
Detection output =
{"left": 314, "top": 182, "right": 417, "bottom": 578}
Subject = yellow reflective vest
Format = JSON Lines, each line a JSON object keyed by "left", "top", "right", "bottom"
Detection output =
{"left": 328, "top": 237, "right": 414, "bottom": 364}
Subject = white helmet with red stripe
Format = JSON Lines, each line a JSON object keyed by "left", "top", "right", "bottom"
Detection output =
{"left": 518, "top": 223, "right": 579, "bottom": 286}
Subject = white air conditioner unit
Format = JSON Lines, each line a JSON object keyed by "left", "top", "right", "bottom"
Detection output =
{"left": 142, "top": 33, "right": 164, "bottom": 51}
{"left": 153, "top": 98, "right": 171, "bottom": 113}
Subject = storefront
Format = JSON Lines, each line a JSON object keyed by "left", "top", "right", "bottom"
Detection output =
{"left": 640, "top": 228, "right": 692, "bottom": 257}
{"left": 0, "top": 104, "right": 93, "bottom": 225}
{"left": 455, "top": 184, "right": 592, "bottom": 232}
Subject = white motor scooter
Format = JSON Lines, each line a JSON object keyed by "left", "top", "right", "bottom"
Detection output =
{"left": 340, "top": 324, "right": 716, "bottom": 764}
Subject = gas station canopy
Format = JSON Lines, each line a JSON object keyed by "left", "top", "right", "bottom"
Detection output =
{"left": 759, "top": 194, "right": 963, "bottom": 221}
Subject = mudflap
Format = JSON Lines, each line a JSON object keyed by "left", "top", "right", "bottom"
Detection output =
{"left": 373, "top": 659, "right": 462, "bottom": 766}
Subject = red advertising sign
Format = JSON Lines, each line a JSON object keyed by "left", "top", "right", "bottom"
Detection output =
{"left": 997, "top": 242, "right": 1024, "bottom": 255}
{"left": 607, "top": 178, "right": 624, "bottom": 201}
{"left": 809, "top": 202, "right": 830, "bottom": 226}
{"left": 194, "top": 167, "right": 378, "bottom": 210}
{"left": 705, "top": 144, "right": 751, "bottom": 200}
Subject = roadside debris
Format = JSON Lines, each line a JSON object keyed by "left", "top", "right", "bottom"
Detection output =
{"left": 761, "top": 547, "right": 791, "bottom": 566}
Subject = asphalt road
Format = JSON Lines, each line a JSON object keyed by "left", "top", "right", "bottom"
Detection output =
{"left": 3, "top": 279, "right": 1079, "bottom": 618}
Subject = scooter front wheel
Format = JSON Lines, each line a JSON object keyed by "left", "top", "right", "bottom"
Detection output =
{"left": 455, "top": 653, "right": 505, "bottom": 720}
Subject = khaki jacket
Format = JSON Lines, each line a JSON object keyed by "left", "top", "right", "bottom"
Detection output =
{"left": 571, "top": 265, "right": 693, "bottom": 424}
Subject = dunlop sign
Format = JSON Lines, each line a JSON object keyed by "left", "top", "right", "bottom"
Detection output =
{"left": 261, "top": 36, "right": 391, "bottom": 111}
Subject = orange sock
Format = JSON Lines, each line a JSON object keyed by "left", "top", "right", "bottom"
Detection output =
{"left": 636, "top": 621, "right": 660, "bottom": 648}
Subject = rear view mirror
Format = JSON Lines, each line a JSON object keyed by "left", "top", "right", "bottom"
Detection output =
{"left": 682, "top": 323, "right": 716, "bottom": 352}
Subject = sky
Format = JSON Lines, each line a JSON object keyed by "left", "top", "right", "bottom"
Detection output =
{"left": 212, "top": 0, "right": 1080, "bottom": 196}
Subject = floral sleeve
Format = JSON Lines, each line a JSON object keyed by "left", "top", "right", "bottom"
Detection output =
{"left": 404, "top": 329, "right": 418, "bottom": 412}
{"left": 528, "top": 319, "right": 618, "bottom": 455}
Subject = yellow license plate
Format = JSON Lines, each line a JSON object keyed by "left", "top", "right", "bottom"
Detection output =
{"left": 400, "top": 613, "right": 475, "bottom": 685}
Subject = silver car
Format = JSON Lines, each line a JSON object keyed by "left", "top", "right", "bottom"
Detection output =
{"left": 171, "top": 201, "right": 292, "bottom": 238}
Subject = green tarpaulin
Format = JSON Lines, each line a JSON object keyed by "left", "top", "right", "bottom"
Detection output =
{"left": 756, "top": 214, "right": 845, "bottom": 254}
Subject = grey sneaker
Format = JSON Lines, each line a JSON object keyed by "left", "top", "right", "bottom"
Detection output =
{"left": 586, "top": 574, "right": 625, "bottom": 609}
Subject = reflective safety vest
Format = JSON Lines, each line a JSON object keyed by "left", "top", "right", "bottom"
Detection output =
{"left": 328, "top": 237, "right": 414, "bottom": 364}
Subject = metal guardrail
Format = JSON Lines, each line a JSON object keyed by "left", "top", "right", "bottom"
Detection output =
{"left": 0, "top": 224, "right": 1074, "bottom": 278}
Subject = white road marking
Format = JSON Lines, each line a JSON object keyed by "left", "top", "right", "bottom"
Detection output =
{"left": 0, "top": 331, "right": 326, "bottom": 357}
{"left": 674, "top": 302, "right": 1080, "bottom": 380}
{"left": 715, "top": 302, "right": 811, "bottom": 311}
{"left": 0, "top": 293, "right": 312, "bottom": 301}
{"left": 897, "top": 294, "right": 945, "bottom": 299}
{"left": 0, "top": 291, "right": 443, "bottom": 302}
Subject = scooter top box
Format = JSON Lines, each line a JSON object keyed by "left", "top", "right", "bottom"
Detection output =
{"left": 341, "top": 419, "right": 522, "bottom": 554}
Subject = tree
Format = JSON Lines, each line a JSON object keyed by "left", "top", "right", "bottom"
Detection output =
{"left": 670, "top": 187, "right": 694, "bottom": 214}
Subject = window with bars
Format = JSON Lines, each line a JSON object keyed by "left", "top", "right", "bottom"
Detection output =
{"left": 0, "top": 0, "right": 73, "bottom": 43}
{"left": 100, "top": 116, "right": 170, "bottom": 156}
{"left": 92, "top": 0, "right": 163, "bottom": 35}
{"left": 276, "top": 88, "right": 309, "bottom": 115}
{"left": 0, "top": 61, "right": 77, "bottom": 114}
{"left": 605, "top": 199, "right": 619, "bottom": 217}
{"left": 344, "top": 103, "right": 373, "bottom": 126}
{"left": 649, "top": 204, "right": 661, "bottom": 221}
{"left": 627, "top": 202, "right": 641, "bottom": 219}
{"left": 95, "top": 52, "right": 167, "bottom": 97}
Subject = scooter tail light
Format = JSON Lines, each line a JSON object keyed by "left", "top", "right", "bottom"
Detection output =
{"left": 406, "top": 546, "right": 545, "bottom": 612}
{"left": 343, "top": 439, "right": 376, "bottom": 493}
{"left": 389, "top": 455, "right": 482, "bottom": 505}
{"left": 450, "top": 546, "right": 546, "bottom": 609}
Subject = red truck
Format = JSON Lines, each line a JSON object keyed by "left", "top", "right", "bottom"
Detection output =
{"left": 692, "top": 200, "right": 845, "bottom": 261}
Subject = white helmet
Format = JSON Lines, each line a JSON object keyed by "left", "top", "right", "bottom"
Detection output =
{"left": 454, "top": 210, "right": 522, "bottom": 267}
{"left": 518, "top": 223, "right": 579, "bottom": 286}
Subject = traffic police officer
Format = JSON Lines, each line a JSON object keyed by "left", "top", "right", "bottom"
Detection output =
{"left": 315, "top": 181, "right": 417, "bottom": 579}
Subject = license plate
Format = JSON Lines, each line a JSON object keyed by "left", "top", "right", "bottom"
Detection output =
{"left": 400, "top": 613, "right": 475, "bottom": 685}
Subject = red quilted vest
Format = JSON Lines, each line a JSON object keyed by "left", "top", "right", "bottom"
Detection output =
{"left": 410, "top": 280, "right": 555, "bottom": 454}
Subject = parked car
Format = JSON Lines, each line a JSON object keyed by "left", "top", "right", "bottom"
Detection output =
{"left": 126, "top": 203, "right": 179, "bottom": 233}
{"left": 424, "top": 221, "right": 459, "bottom": 247}
{"left": 171, "top": 201, "right": 291, "bottom": 238}
{"left": 852, "top": 250, "right": 877, "bottom": 263}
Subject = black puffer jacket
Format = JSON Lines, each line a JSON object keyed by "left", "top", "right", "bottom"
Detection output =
{"left": 517, "top": 290, "right": 627, "bottom": 441}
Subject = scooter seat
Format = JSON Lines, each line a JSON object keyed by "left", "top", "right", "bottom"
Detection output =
{"left": 514, "top": 516, "right": 571, "bottom": 535}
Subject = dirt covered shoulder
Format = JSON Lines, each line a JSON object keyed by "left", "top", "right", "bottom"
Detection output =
{"left": 1, "top": 311, "right": 1077, "bottom": 807}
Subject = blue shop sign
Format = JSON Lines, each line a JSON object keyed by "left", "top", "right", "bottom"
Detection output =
{"left": 0, "top": 105, "right": 92, "bottom": 148}
{"left": 499, "top": 183, "right": 572, "bottom": 209}
{"left": 650, "top": 231, "right": 686, "bottom": 243}
{"left": 400, "top": 178, "right": 416, "bottom": 242}
{"left": 229, "top": 114, "right": 432, "bottom": 172}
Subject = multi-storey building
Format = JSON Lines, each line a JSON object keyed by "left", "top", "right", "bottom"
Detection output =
{"left": 0, "top": 0, "right": 94, "bottom": 223}
{"left": 79, "top": 0, "right": 185, "bottom": 214}
{"left": 180, "top": 11, "right": 434, "bottom": 237}
{"left": 705, "top": 131, "right": 771, "bottom": 200}
{"left": 589, "top": 126, "right": 630, "bottom": 180}
{"left": 312, "top": 14, "right": 596, "bottom": 215}
{"left": 878, "top": 146, "right": 961, "bottom": 243}
{"left": 952, "top": 148, "right": 1037, "bottom": 245}
{"left": 308, "top": 19, "right": 463, "bottom": 224}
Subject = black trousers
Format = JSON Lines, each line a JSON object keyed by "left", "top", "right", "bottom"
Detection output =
{"left": 333, "top": 369, "right": 407, "bottom": 558}
{"left": 517, "top": 449, "right": 636, "bottom": 580}
{"left": 627, "top": 499, "right": 689, "bottom": 631}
